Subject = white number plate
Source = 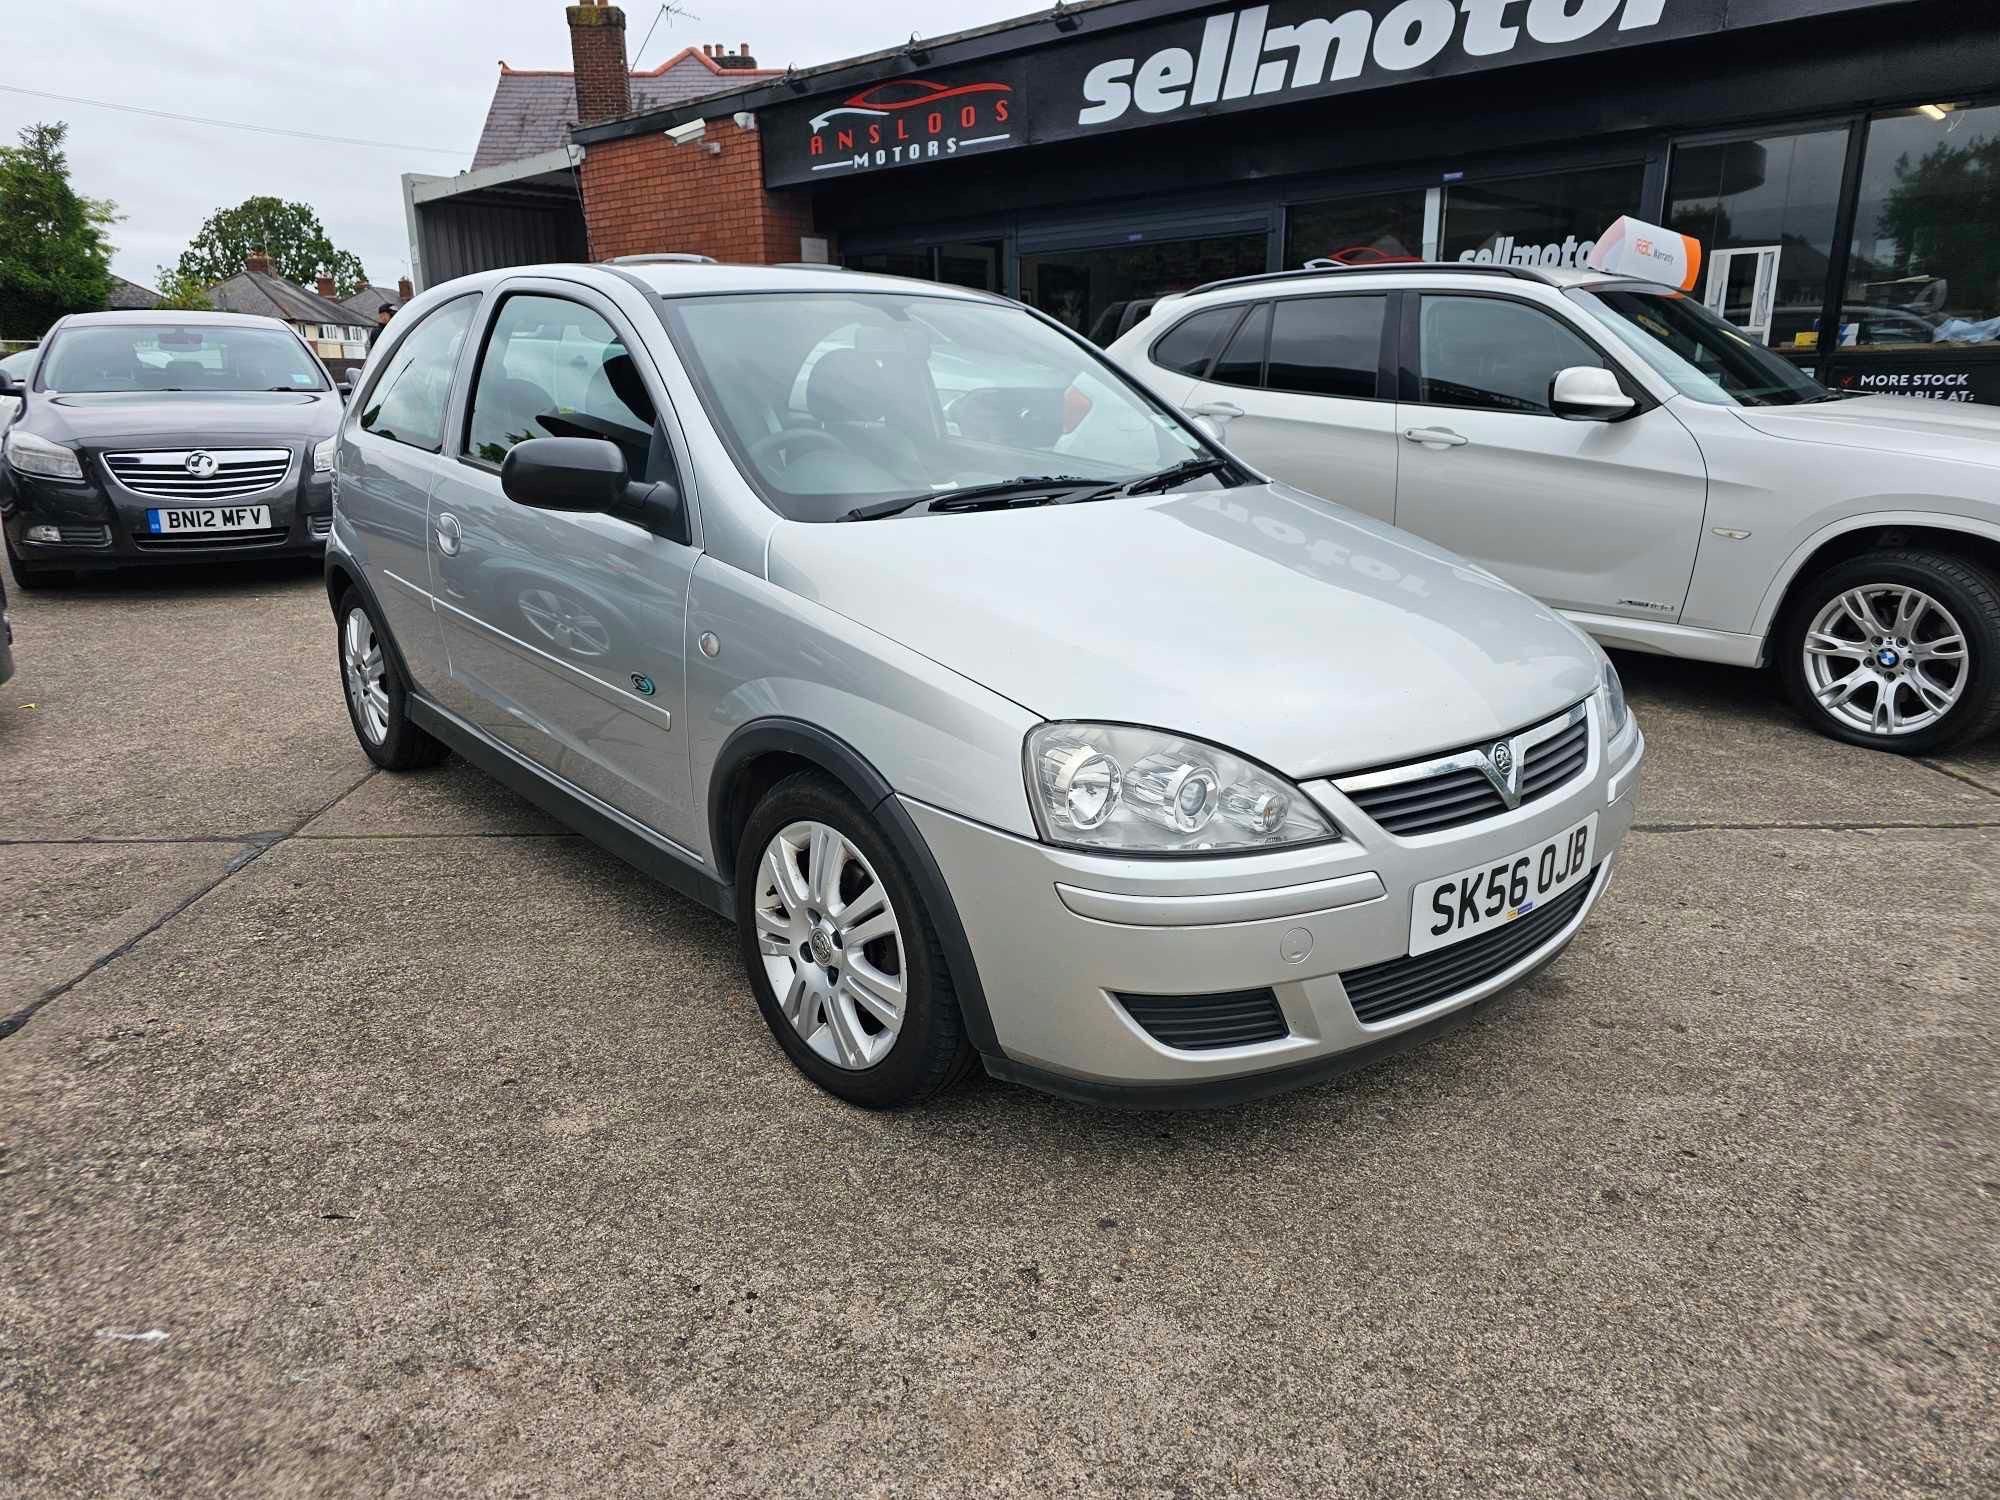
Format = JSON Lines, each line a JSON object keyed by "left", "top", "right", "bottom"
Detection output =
{"left": 146, "top": 505, "right": 271, "bottom": 534}
{"left": 1409, "top": 814, "right": 1597, "bottom": 958}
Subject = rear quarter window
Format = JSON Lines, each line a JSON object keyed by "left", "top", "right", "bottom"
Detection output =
{"left": 1148, "top": 306, "right": 1245, "bottom": 378}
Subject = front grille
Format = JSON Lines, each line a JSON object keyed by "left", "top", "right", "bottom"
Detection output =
{"left": 104, "top": 448, "right": 292, "bottom": 501}
{"left": 132, "top": 525, "right": 288, "bottom": 550}
{"left": 1114, "top": 987, "right": 1288, "bottom": 1051}
{"left": 1338, "top": 703, "right": 1591, "bottom": 837}
{"left": 1339, "top": 866, "right": 1601, "bottom": 1026}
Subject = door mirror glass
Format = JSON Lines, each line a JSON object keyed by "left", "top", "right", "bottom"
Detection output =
{"left": 500, "top": 436, "right": 629, "bottom": 512}
{"left": 1550, "top": 366, "right": 1636, "bottom": 420}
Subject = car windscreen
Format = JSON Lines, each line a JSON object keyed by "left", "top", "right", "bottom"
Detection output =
{"left": 1567, "top": 285, "right": 1830, "bottom": 407}
{"left": 660, "top": 291, "right": 1209, "bottom": 523}
{"left": 39, "top": 324, "right": 328, "bottom": 394}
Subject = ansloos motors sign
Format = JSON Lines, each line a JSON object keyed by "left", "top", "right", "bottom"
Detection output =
{"left": 761, "top": 1, "right": 1889, "bottom": 187}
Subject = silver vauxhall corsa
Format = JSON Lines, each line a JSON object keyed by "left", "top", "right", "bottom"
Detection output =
{"left": 326, "top": 263, "right": 1644, "bottom": 1108}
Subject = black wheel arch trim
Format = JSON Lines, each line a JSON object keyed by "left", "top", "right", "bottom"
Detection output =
{"left": 323, "top": 549, "right": 420, "bottom": 693}
{"left": 710, "top": 717, "right": 1002, "bottom": 1057}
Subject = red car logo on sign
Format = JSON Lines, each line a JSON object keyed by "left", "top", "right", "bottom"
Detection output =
{"left": 806, "top": 77, "right": 1013, "bottom": 174}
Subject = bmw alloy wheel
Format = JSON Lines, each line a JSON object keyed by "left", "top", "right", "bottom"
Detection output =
{"left": 1802, "top": 584, "right": 1968, "bottom": 737}
{"left": 752, "top": 820, "right": 906, "bottom": 1070}
{"left": 342, "top": 606, "right": 391, "bottom": 745}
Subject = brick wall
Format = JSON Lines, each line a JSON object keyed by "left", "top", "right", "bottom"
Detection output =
{"left": 580, "top": 124, "right": 813, "bottom": 264}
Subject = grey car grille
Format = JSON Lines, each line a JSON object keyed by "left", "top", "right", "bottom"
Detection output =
{"left": 1340, "top": 866, "right": 1601, "bottom": 1025}
{"left": 1335, "top": 702, "right": 1591, "bottom": 837}
{"left": 1113, "top": 987, "right": 1289, "bottom": 1050}
{"left": 104, "top": 448, "right": 292, "bottom": 501}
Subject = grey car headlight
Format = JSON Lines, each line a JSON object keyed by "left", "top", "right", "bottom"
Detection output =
{"left": 1025, "top": 722, "right": 1338, "bottom": 854}
{"left": 4, "top": 428, "right": 83, "bottom": 481}
{"left": 1598, "top": 655, "right": 1630, "bottom": 738}
{"left": 312, "top": 435, "right": 337, "bottom": 474}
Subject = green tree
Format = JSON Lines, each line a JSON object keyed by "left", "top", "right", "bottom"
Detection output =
{"left": 0, "top": 121, "right": 115, "bottom": 338}
{"left": 1877, "top": 133, "right": 2000, "bottom": 313}
{"left": 175, "top": 196, "right": 368, "bottom": 297}
{"left": 152, "top": 265, "right": 213, "bottom": 312}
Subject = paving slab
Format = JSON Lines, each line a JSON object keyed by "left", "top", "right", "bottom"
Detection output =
{"left": 0, "top": 840, "right": 252, "bottom": 1014}
{"left": 0, "top": 559, "right": 365, "bottom": 840}
{"left": 299, "top": 756, "right": 566, "bottom": 840}
{"left": 2, "top": 825, "right": 1993, "bottom": 1499}
{"left": 1613, "top": 651, "right": 2000, "bottom": 827}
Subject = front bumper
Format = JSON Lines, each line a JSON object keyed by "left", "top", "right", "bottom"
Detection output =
{"left": 1, "top": 450, "right": 331, "bottom": 569}
{"left": 911, "top": 701, "right": 1645, "bottom": 1107}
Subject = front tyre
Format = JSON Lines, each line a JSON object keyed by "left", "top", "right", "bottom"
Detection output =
{"left": 735, "top": 771, "right": 976, "bottom": 1108}
{"left": 335, "top": 586, "right": 447, "bottom": 771}
{"left": 1780, "top": 548, "right": 2000, "bottom": 753}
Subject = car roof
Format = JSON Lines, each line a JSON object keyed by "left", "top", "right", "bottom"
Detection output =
{"left": 418, "top": 260, "right": 1007, "bottom": 306}
{"left": 53, "top": 309, "right": 298, "bottom": 329}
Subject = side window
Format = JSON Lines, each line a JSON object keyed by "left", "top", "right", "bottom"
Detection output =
{"left": 359, "top": 296, "right": 476, "bottom": 452}
{"left": 1418, "top": 296, "right": 1607, "bottom": 415}
{"left": 1207, "top": 302, "right": 1270, "bottom": 389}
{"left": 1266, "top": 295, "right": 1386, "bottom": 400}
{"left": 1150, "top": 306, "right": 1244, "bottom": 378}
{"left": 466, "top": 293, "right": 668, "bottom": 485}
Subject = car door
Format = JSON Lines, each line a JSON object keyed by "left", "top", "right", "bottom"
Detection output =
{"left": 335, "top": 293, "right": 481, "bottom": 699}
{"left": 426, "top": 280, "right": 699, "bottom": 846}
{"left": 1392, "top": 291, "right": 1708, "bottom": 621}
{"left": 1177, "top": 294, "right": 1399, "bottom": 523}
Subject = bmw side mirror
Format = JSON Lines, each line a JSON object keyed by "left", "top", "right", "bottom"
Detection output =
{"left": 1551, "top": 366, "right": 1637, "bottom": 421}
{"left": 501, "top": 436, "right": 629, "bottom": 512}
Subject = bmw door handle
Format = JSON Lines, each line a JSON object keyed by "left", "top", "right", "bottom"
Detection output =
{"left": 1188, "top": 400, "right": 1244, "bottom": 419}
{"left": 1402, "top": 427, "right": 1469, "bottom": 449}
{"left": 434, "top": 511, "right": 462, "bottom": 556}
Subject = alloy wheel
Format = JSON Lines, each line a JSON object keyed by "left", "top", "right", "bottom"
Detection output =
{"left": 1802, "top": 584, "right": 1968, "bottom": 737}
{"left": 342, "top": 606, "right": 391, "bottom": 745}
{"left": 752, "top": 819, "right": 907, "bottom": 1071}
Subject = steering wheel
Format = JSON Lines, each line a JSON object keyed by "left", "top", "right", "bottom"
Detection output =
{"left": 749, "top": 426, "right": 843, "bottom": 470}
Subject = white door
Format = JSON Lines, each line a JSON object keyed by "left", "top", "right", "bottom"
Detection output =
{"left": 1180, "top": 294, "right": 1399, "bottom": 524}
{"left": 1392, "top": 293, "right": 1709, "bottom": 622}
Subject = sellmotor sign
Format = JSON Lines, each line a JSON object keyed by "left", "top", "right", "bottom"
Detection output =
{"left": 762, "top": 0, "right": 1906, "bottom": 187}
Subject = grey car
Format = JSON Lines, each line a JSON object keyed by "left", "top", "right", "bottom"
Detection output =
{"left": 326, "top": 263, "right": 1644, "bottom": 1108}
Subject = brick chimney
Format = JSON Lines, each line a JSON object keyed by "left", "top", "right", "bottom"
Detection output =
{"left": 567, "top": 1, "right": 632, "bottom": 125}
{"left": 397, "top": 277, "right": 414, "bottom": 302}
{"left": 315, "top": 274, "right": 337, "bottom": 298}
{"left": 716, "top": 42, "right": 759, "bottom": 70}
{"left": 245, "top": 249, "right": 272, "bottom": 275}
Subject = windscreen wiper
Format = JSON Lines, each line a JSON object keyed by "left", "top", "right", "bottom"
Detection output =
{"left": 1083, "top": 455, "right": 1234, "bottom": 501}
{"left": 837, "top": 474, "right": 1100, "bottom": 522}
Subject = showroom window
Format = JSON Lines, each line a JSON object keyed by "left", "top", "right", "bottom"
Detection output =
{"left": 1265, "top": 295, "right": 1386, "bottom": 400}
{"left": 1440, "top": 164, "right": 1646, "bottom": 272}
{"left": 1843, "top": 102, "right": 2000, "bottom": 353}
{"left": 1283, "top": 190, "right": 1428, "bottom": 268}
{"left": 1020, "top": 233, "right": 1267, "bottom": 344}
{"left": 1666, "top": 126, "right": 1849, "bottom": 355}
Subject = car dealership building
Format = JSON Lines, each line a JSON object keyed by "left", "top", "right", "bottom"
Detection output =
{"left": 412, "top": 0, "right": 2000, "bottom": 403}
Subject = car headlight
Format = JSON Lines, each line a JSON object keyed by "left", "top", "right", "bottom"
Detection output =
{"left": 312, "top": 435, "right": 337, "bottom": 475}
{"left": 1598, "top": 655, "right": 1629, "bottom": 738}
{"left": 4, "top": 428, "right": 83, "bottom": 481}
{"left": 1025, "top": 722, "right": 1338, "bottom": 854}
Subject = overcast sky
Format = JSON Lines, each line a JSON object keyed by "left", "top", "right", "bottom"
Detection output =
{"left": 0, "top": 0, "right": 1032, "bottom": 291}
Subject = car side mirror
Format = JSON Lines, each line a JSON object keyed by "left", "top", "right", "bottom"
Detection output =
{"left": 1551, "top": 366, "right": 1636, "bottom": 421}
{"left": 0, "top": 373, "right": 22, "bottom": 399}
{"left": 335, "top": 375, "right": 357, "bottom": 403}
{"left": 500, "top": 435, "right": 686, "bottom": 538}
{"left": 501, "top": 436, "right": 629, "bottom": 512}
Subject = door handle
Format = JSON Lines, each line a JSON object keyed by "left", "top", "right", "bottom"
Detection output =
{"left": 1187, "top": 400, "right": 1244, "bottom": 419}
{"left": 434, "top": 510, "right": 462, "bottom": 556}
{"left": 1402, "top": 427, "right": 1469, "bottom": 448}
